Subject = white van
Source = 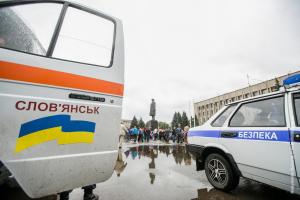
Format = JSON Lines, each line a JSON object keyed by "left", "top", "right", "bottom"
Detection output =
{"left": 0, "top": 0, "right": 124, "bottom": 198}
{"left": 187, "top": 75, "right": 300, "bottom": 195}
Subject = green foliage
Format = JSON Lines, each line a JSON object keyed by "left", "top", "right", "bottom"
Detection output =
{"left": 181, "top": 111, "right": 189, "bottom": 129}
{"left": 171, "top": 112, "right": 177, "bottom": 128}
{"left": 195, "top": 115, "right": 199, "bottom": 126}
{"left": 159, "top": 121, "right": 169, "bottom": 129}
{"left": 146, "top": 120, "right": 151, "bottom": 128}
{"left": 138, "top": 118, "right": 146, "bottom": 128}
{"left": 177, "top": 112, "right": 182, "bottom": 128}
{"left": 172, "top": 111, "right": 190, "bottom": 129}
{"left": 190, "top": 116, "right": 195, "bottom": 127}
{"left": 274, "top": 78, "right": 280, "bottom": 91}
{"left": 130, "top": 116, "right": 138, "bottom": 128}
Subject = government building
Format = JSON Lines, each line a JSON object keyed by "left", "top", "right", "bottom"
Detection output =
{"left": 194, "top": 71, "right": 300, "bottom": 125}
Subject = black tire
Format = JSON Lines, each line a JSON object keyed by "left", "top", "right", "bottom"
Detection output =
{"left": 204, "top": 153, "right": 239, "bottom": 192}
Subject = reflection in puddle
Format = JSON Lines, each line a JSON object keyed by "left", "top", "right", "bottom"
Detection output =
{"left": 149, "top": 172, "right": 155, "bottom": 184}
{"left": 116, "top": 144, "right": 194, "bottom": 183}
{"left": 191, "top": 188, "right": 238, "bottom": 200}
{"left": 114, "top": 150, "right": 127, "bottom": 177}
{"left": 115, "top": 144, "right": 195, "bottom": 186}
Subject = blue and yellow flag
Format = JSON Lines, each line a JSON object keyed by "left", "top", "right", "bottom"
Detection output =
{"left": 15, "top": 115, "right": 96, "bottom": 153}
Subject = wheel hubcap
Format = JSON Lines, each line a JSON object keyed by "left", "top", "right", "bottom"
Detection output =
{"left": 208, "top": 159, "right": 227, "bottom": 185}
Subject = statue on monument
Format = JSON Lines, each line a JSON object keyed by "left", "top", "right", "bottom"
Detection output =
{"left": 149, "top": 99, "right": 158, "bottom": 129}
{"left": 150, "top": 98, "right": 156, "bottom": 120}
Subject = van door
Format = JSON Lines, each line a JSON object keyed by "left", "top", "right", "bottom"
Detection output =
{"left": 221, "top": 94, "right": 299, "bottom": 191}
{"left": 289, "top": 92, "right": 300, "bottom": 185}
{"left": 0, "top": 1, "right": 124, "bottom": 198}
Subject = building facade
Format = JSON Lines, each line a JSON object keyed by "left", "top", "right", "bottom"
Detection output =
{"left": 194, "top": 71, "right": 299, "bottom": 125}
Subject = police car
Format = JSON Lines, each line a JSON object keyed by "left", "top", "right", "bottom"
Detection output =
{"left": 187, "top": 74, "right": 300, "bottom": 195}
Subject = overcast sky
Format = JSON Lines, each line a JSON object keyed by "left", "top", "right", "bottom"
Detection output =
{"left": 74, "top": 0, "right": 300, "bottom": 123}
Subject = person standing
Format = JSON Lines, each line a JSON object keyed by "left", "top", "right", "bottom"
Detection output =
{"left": 183, "top": 126, "right": 190, "bottom": 143}
{"left": 145, "top": 128, "right": 150, "bottom": 142}
{"left": 172, "top": 128, "right": 176, "bottom": 143}
{"left": 153, "top": 128, "right": 158, "bottom": 141}
{"left": 119, "top": 122, "right": 128, "bottom": 148}
{"left": 138, "top": 128, "right": 144, "bottom": 143}
{"left": 132, "top": 126, "right": 139, "bottom": 143}
{"left": 176, "top": 126, "right": 183, "bottom": 143}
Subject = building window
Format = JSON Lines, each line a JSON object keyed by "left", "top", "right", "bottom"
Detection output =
{"left": 253, "top": 91, "right": 259, "bottom": 96}
{"left": 270, "top": 86, "right": 277, "bottom": 92}
{"left": 261, "top": 89, "right": 267, "bottom": 94}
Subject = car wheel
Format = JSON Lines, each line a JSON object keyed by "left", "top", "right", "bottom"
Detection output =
{"left": 204, "top": 153, "right": 239, "bottom": 191}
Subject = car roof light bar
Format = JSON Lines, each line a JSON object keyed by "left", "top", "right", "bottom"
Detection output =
{"left": 283, "top": 74, "right": 300, "bottom": 88}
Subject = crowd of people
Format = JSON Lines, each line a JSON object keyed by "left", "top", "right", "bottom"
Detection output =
{"left": 119, "top": 123, "right": 190, "bottom": 146}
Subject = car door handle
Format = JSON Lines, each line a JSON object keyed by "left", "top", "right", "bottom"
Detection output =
{"left": 294, "top": 132, "right": 300, "bottom": 142}
{"left": 221, "top": 131, "right": 238, "bottom": 138}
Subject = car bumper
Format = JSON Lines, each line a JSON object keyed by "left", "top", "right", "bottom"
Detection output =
{"left": 186, "top": 144, "right": 205, "bottom": 170}
{"left": 186, "top": 144, "right": 204, "bottom": 157}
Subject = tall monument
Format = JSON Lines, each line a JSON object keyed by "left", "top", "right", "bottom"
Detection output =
{"left": 149, "top": 99, "right": 158, "bottom": 129}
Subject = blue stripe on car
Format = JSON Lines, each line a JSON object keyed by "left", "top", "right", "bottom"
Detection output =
{"left": 188, "top": 130, "right": 291, "bottom": 142}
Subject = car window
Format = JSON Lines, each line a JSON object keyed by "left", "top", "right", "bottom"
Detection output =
{"left": 229, "top": 96, "right": 285, "bottom": 127}
{"left": 212, "top": 105, "right": 237, "bottom": 127}
{"left": 0, "top": 3, "right": 62, "bottom": 55}
{"left": 52, "top": 6, "right": 115, "bottom": 67}
{"left": 293, "top": 93, "right": 300, "bottom": 126}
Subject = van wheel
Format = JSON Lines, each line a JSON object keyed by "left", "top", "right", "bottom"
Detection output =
{"left": 204, "top": 153, "right": 239, "bottom": 191}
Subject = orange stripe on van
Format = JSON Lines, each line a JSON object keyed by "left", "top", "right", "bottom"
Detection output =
{"left": 0, "top": 61, "right": 124, "bottom": 96}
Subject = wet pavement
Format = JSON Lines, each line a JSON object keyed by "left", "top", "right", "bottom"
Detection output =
{"left": 2, "top": 142, "right": 300, "bottom": 200}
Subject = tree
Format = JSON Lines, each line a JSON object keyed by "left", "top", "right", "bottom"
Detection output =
{"left": 138, "top": 118, "right": 145, "bottom": 128}
{"left": 171, "top": 112, "right": 178, "bottom": 128}
{"left": 177, "top": 112, "right": 182, "bottom": 128}
{"left": 190, "top": 116, "right": 194, "bottom": 128}
{"left": 130, "top": 116, "right": 138, "bottom": 128}
{"left": 146, "top": 120, "right": 151, "bottom": 128}
{"left": 159, "top": 121, "right": 169, "bottom": 129}
{"left": 190, "top": 115, "right": 199, "bottom": 127}
{"left": 194, "top": 115, "right": 199, "bottom": 126}
{"left": 274, "top": 78, "right": 280, "bottom": 91}
{"left": 181, "top": 111, "right": 189, "bottom": 129}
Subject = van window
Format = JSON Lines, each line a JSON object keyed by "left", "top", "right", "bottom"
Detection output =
{"left": 211, "top": 105, "right": 237, "bottom": 127}
{"left": 0, "top": 3, "right": 62, "bottom": 55}
{"left": 293, "top": 93, "right": 300, "bottom": 126}
{"left": 52, "top": 7, "right": 115, "bottom": 67}
{"left": 229, "top": 96, "right": 285, "bottom": 127}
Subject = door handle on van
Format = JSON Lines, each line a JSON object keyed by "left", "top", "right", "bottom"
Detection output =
{"left": 69, "top": 93, "right": 105, "bottom": 102}
{"left": 221, "top": 131, "right": 238, "bottom": 138}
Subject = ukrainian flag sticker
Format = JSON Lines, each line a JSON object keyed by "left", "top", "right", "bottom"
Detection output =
{"left": 15, "top": 115, "right": 96, "bottom": 153}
